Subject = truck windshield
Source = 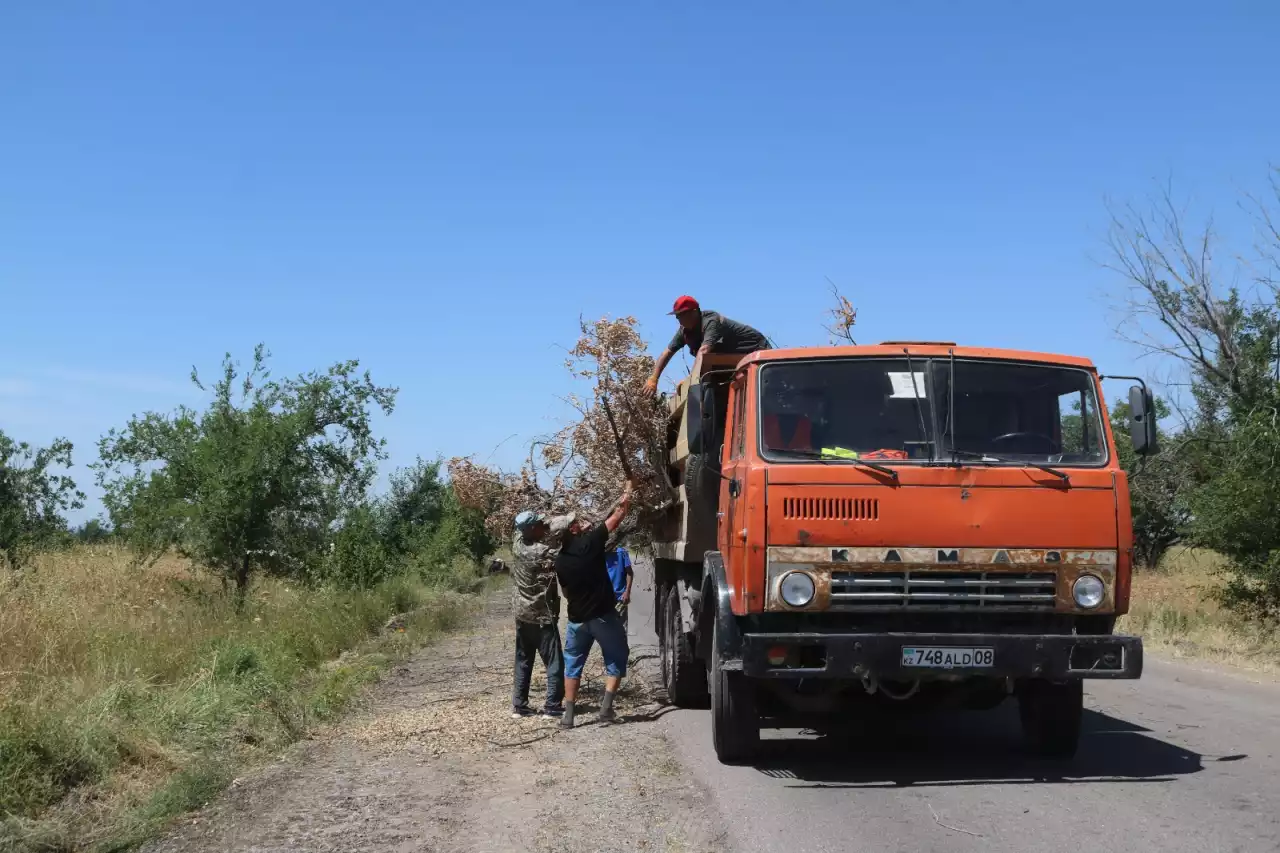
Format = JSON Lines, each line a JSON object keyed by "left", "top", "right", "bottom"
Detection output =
{"left": 937, "top": 359, "right": 1106, "bottom": 466}
{"left": 757, "top": 357, "right": 1107, "bottom": 466}
{"left": 759, "top": 358, "right": 934, "bottom": 462}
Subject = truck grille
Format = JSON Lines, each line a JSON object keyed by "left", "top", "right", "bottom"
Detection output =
{"left": 829, "top": 570, "right": 1057, "bottom": 610}
{"left": 781, "top": 497, "right": 879, "bottom": 521}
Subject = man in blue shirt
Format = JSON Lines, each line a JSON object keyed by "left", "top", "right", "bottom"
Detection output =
{"left": 605, "top": 545, "right": 634, "bottom": 632}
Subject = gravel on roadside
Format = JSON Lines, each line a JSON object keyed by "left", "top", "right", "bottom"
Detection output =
{"left": 141, "top": 587, "right": 728, "bottom": 853}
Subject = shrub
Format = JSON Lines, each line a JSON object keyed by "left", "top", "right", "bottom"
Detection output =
{"left": 0, "top": 431, "right": 85, "bottom": 569}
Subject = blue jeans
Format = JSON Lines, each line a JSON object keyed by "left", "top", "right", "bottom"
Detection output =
{"left": 564, "top": 610, "right": 630, "bottom": 680}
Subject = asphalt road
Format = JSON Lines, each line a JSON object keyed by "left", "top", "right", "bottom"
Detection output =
{"left": 627, "top": 557, "right": 1280, "bottom": 853}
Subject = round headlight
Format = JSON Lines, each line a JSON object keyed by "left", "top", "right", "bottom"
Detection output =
{"left": 1073, "top": 574, "right": 1105, "bottom": 609}
{"left": 780, "top": 571, "right": 816, "bottom": 607}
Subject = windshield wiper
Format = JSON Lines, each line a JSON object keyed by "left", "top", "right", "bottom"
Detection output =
{"left": 773, "top": 448, "right": 900, "bottom": 482}
{"left": 950, "top": 449, "right": 1070, "bottom": 484}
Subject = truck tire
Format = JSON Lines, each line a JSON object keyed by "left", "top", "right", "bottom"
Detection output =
{"left": 662, "top": 583, "right": 708, "bottom": 707}
{"left": 685, "top": 382, "right": 724, "bottom": 526}
{"left": 685, "top": 452, "right": 719, "bottom": 526}
{"left": 711, "top": 612, "right": 759, "bottom": 764}
{"left": 1018, "top": 679, "right": 1083, "bottom": 758}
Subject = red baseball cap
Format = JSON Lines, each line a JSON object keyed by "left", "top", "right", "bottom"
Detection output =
{"left": 670, "top": 295, "right": 700, "bottom": 315}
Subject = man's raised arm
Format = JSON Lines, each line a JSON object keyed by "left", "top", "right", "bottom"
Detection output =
{"left": 604, "top": 480, "right": 634, "bottom": 533}
{"left": 644, "top": 349, "right": 677, "bottom": 397}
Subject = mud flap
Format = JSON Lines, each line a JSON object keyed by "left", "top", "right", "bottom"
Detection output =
{"left": 699, "top": 551, "right": 742, "bottom": 664}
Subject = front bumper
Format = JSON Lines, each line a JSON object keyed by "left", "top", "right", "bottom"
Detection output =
{"left": 740, "top": 632, "right": 1143, "bottom": 680}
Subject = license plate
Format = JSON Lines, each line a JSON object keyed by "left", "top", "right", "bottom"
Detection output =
{"left": 901, "top": 646, "right": 995, "bottom": 669}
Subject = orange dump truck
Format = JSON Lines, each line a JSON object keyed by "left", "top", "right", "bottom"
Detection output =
{"left": 647, "top": 342, "right": 1154, "bottom": 763}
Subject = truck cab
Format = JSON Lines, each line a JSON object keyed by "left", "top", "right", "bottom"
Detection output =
{"left": 648, "top": 343, "right": 1155, "bottom": 764}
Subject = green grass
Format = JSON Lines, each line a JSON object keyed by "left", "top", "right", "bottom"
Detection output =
{"left": 1119, "top": 548, "right": 1280, "bottom": 673}
{"left": 0, "top": 546, "right": 483, "bottom": 852}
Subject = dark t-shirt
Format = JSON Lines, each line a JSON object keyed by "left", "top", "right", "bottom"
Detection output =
{"left": 554, "top": 523, "right": 618, "bottom": 624}
{"left": 667, "top": 310, "right": 769, "bottom": 357}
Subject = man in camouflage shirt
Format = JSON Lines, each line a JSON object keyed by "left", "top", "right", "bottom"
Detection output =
{"left": 510, "top": 510, "right": 573, "bottom": 718}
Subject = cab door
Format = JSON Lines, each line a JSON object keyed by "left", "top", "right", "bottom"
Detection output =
{"left": 720, "top": 374, "right": 750, "bottom": 570}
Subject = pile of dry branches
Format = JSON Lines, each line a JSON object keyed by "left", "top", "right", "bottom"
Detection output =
{"left": 452, "top": 289, "right": 860, "bottom": 543}
{"left": 448, "top": 459, "right": 543, "bottom": 542}
{"left": 449, "top": 316, "right": 672, "bottom": 542}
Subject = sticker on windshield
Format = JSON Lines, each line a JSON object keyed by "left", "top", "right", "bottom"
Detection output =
{"left": 888, "top": 371, "right": 927, "bottom": 399}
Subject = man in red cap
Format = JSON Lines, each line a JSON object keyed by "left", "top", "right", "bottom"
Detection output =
{"left": 643, "top": 296, "right": 770, "bottom": 396}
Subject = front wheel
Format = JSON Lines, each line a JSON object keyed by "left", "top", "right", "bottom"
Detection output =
{"left": 711, "top": 614, "right": 758, "bottom": 764}
{"left": 1018, "top": 679, "right": 1083, "bottom": 758}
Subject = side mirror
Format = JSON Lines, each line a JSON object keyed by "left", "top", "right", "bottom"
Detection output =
{"left": 686, "top": 383, "right": 704, "bottom": 456}
{"left": 1128, "top": 385, "right": 1159, "bottom": 456}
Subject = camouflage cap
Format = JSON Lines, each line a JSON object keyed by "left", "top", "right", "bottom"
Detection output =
{"left": 515, "top": 510, "right": 575, "bottom": 535}
{"left": 546, "top": 513, "right": 576, "bottom": 536}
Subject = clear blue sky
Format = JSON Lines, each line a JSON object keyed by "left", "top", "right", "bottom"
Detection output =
{"left": 2, "top": 2, "right": 1277, "bottom": 521}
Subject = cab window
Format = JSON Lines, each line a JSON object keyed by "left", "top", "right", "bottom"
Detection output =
{"left": 730, "top": 378, "right": 748, "bottom": 459}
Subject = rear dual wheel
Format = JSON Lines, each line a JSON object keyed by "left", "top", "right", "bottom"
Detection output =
{"left": 661, "top": 583, "right": 708, "bottom": 708}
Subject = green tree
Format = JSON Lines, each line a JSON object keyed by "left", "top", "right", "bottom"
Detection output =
{"left": 1109, "top": 398, "right": 1185, "bottom": 569}
{"left": 1183, "top": 403, "right": 1280, "bottom": 616}
{"left": 94, "top": 345, "right": 397, "bottom": 599}
{"left": 0, "top": 430, "right": 86, "bottom": 568}
{"left": 379, "top": 459, "right": 494, "bottom": 583}
{"left": 325, "top": 502, "right": 393, "bottom": 588}
{"left": 378, "top": 458, "right": 450, "bottom": 560}
{"left": 314, "top": 459, "right": 495, "bottom": 589}
{"left": 1105, "top": 172, "right": 1280, "bottom": 614}
{"left": 70, "top": 517, "right": 113, "bottom": 544}
{"left": 418, "top": 488, "right": 494, "bottom": 570}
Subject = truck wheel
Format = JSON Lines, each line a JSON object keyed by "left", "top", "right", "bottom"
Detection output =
{"left": 1018, "top": 679, "right": 1083, "bottom": 758}
{"left": 711, "top": 613, "right": 759, "bottom": 764}
{"left": 685, "top": 452, "right": 719, "bottom": 525}
{"left": 662, "top": 584, "right": 708, "bottom": 707}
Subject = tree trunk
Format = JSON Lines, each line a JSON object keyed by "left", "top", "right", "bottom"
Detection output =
{"left": 235, "top": 553, "right": 251, "bottom": 610}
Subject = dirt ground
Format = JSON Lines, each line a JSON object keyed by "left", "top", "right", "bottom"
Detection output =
{"left": 141, "top": 587, "right": 727, "bottom": 853}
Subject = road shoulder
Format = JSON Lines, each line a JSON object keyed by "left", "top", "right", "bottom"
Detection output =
{"left": 142, "top": 587, "right": 727, "bottom": 853}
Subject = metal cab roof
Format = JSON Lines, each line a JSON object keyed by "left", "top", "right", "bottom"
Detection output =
{"left": 739, "top": 344, "right": 1098, "bottom": 370}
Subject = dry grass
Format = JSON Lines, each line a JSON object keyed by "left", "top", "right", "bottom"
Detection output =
{"left": 1119, "top": 548, "right": 1280, "bottom": 674}
{"left": 0, "top": 546, "right": 480, "bottom": 852}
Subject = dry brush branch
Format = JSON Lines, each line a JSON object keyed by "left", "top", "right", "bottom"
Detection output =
{"left": 824, "top": 277, "right": 858, "bottom": 344}
{"left": 1102, "top": 183, "right": 1249, "bottom": 406}
{"left": 449, "top": 316, "right": 671, "bottom": 542}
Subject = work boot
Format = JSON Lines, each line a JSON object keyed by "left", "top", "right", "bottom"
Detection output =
{"left": 559, "top": 702, "right": 576, "bottom": 729}
{"left": 598, "top": 690, "right": 617, "bottom": 725}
